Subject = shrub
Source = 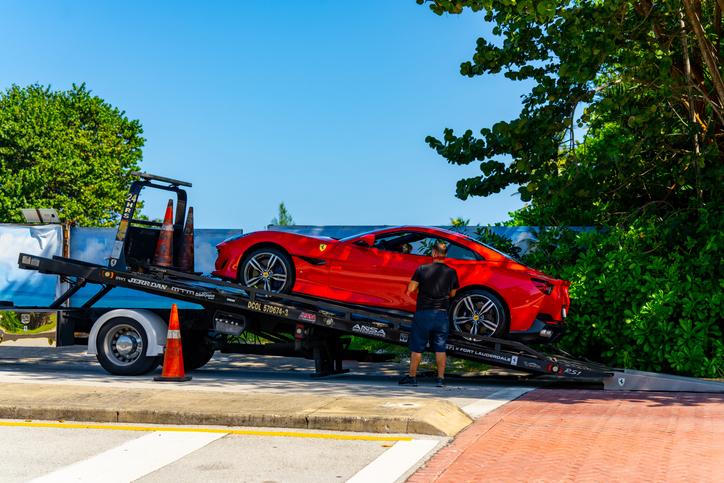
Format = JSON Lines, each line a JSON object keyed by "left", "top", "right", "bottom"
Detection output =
{"left": 522, "top": 208, "right": 723, "bottom": 377}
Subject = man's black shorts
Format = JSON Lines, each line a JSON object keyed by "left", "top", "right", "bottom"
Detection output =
{"left": 408, "top": 309, "right": 449, "bottom": 353}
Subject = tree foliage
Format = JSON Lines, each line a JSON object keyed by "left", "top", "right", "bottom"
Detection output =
{"left": 271, "top": 202, "right": 295, "bottom": 226}
{"left": 419, "top": 0, "right": 722, "bottom": 224}
{"left": 420, "top": 1, "right": 724, "bottom": 376}
{"left": 0, "top": 84, "right": 144, "bottom": 226}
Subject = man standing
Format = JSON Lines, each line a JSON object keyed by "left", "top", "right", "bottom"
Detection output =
{"left": 399, "top": 240, "right": 459, "bottom": 387}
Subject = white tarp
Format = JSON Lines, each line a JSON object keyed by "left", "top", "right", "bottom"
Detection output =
{"left": 0, "top": 224, "right": 62, "bottom": 306}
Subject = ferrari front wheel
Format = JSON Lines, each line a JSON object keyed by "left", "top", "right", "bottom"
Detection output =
{"left": 240, "top": 247, "right": 294, "bottom": 293}
{"left": 450, "top": 289, "right": 508, "bottom": 339}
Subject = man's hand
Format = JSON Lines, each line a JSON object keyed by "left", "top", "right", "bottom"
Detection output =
{"left": 406, "top": 280, "right": 419, "bottom": 296}
{"left": 449, "top": 289, "right": 457, "bottom": 298}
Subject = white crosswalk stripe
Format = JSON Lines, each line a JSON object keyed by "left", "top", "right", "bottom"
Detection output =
{"left": 30, "top": 430, "right": 226, "bottom": 483}
{"left": 347, "top": 439, "right": 440, "bottom": 483}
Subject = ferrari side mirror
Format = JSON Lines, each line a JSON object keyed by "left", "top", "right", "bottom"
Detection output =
{"left": 356, "top": 234, "right": 376, "bottom": 248}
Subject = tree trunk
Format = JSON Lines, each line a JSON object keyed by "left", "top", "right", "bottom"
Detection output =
{"left": 679, "top": 10, "right": 703, "bottom": 202}
{"left": 683, "top": 0, "right": 724, "bottom": 107}
{"left": 716, "top": 1, "right": 722, "bottom": 60}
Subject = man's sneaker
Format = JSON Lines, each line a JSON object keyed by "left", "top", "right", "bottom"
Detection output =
{"left": 436, "top": 377, "right": 445, "bottom": 387}
{"left": 399, "top": 375, "right": 418, "bottom": 386}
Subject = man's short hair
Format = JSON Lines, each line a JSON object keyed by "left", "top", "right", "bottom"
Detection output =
{"left": 432, "top": 240, "right": 448, "bottom": 256}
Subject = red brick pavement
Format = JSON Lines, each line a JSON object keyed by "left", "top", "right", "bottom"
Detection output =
{"left": 409, "top": 389, "right": 724, "bottom": 482}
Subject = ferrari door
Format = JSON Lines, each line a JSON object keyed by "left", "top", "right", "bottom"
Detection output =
{"left": 326, "top": 231, "right": 427, "bottom": 310}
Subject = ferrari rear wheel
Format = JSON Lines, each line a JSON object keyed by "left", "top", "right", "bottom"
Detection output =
{"left": 450, "top": 289, "right": 508, "bottom": 338}
{"left": 240, "top": 247, "right": 294, "bottom": 293}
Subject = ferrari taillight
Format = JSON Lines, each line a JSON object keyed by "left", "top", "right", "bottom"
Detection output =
{"left": 532, "top": 278, "right": 553, "bottom": 295}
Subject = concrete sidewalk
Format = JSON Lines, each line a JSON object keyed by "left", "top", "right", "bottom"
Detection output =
{"left": 0, "top": 345, "right": 537, "bottom": 419}
{"left": 0, "top": 382, "right": 472, "bottom": 436}
{"left": 0, "top": 346, "right": 540, "bottom": 438}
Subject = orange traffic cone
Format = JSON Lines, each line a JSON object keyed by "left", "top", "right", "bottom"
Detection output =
{"left": 153, "top": 199, "right": 174, "bottom": 267}
{"left": 177, "top": 207, "right": 194, "bottom": 272}
{"left": 154, "top": 304, "right": 191, "bottom": 382}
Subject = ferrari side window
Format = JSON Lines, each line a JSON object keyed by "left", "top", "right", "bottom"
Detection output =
{"left": 372, "top": 232, "right": 479, "bottom": 260}
{"left": 409, "top": 237, "right": 479, "bottom": 260}
{"left": 445, "top": 243, "right": 479, "bottom": 261}
{"left": 410, "top": 237, "right": 437, "bottom": 256}
{"left": 373, "top": 232, "right": 416, "bottom": 253}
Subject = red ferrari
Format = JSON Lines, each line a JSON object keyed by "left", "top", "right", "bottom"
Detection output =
{"left": 213, "top": 226, "right": 569, "bottom": 341}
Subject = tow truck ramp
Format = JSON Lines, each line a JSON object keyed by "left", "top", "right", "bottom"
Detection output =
{"left": 13, "top": 252, "right": 724, "bottom": 393}
{"left": 604, "top": 369, "right": 724, "bottom": 392}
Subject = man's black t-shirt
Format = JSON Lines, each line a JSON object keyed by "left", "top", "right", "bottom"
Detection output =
{"left": 411, "top": 262, "right": 460, "bottom": 311}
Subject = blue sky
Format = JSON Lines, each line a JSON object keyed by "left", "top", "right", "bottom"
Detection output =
{"left": 1, "top": 1, "right": 529, "bottom": 231}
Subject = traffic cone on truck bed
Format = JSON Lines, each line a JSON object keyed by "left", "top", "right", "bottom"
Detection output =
{"left": 177, "top": 206, "right": 194, "bottom": 272}
{"left": 154, "top": 304, "right": 191, "bottom": 382}
{"left": 153, "top": 199, "right": 174, "bottom": 267}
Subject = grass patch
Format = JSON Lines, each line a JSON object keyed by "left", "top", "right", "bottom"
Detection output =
{"left": 0, "top": 312, "right": 56, "bottom": 334}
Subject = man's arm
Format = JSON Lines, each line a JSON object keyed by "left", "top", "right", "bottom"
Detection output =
{"left": 408, "top": 266, "right": 421, "bottom": 296}
{"left": 449, "top": 270, "right": 460, "bottom": 298}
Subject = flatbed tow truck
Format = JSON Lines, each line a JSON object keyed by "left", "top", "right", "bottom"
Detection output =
{"left": 6, "top": 173, "right": 723, "bottom": 393}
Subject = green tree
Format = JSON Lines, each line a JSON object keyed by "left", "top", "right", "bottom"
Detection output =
{"left": 449, "top": 216, "right": 469, "bottom": 230}
{"left": 418, "top": 0, "right": 722, "bottom": 224}
{"left": 419, "top": 1, "right": 724, "bottom": 376}
{"left": 271, "top": 202, "right": 295, "bottom": 226}
{"left": 0, "top": 84, "right": 144, "bottom": 226}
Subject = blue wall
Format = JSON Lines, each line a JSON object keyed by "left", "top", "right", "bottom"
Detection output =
{"left": 68, "top": 227, "right": 241, "bottom": 308}
{"left": 2, "top": 224, "right": 544, "bottom": 309}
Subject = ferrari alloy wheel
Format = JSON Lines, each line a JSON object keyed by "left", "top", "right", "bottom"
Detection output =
{"left": 450, "top": 289, "right": 508, "bottom": 338}
{"left": 240, "top": 248, "right": 293, "bottom": 293}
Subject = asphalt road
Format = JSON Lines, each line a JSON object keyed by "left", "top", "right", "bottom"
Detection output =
{"left": 0, "top": 344, "right": 535, "bottom": 482}
{"left": 2, "top": 420, "right": 444, "bottom": 483}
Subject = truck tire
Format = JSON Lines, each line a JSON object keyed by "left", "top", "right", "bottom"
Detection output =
{"left": 96, "top": 317, "right": 161, "bottom": 375}
{"left": 182, "top": 334, "right": 216, "bottom": 371}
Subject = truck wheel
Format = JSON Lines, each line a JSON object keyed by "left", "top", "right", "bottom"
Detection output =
{"left": 182, "top": 335, "right": 216, "bottom": 371}
{"left": 96, "top": 317, "right": 160, "bottom": 375}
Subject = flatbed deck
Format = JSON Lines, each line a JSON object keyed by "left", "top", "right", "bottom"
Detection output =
{"left": 16, "top": 252, "right": 611, "bottom": 380}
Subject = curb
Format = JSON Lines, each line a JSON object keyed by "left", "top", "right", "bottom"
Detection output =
{"left": 0, "top": 383, "right": 472, "bottom": 437}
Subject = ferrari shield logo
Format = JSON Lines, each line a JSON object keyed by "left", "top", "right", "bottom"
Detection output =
{"left": 319, "top": 243, "right": 327, "bottom": 252}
